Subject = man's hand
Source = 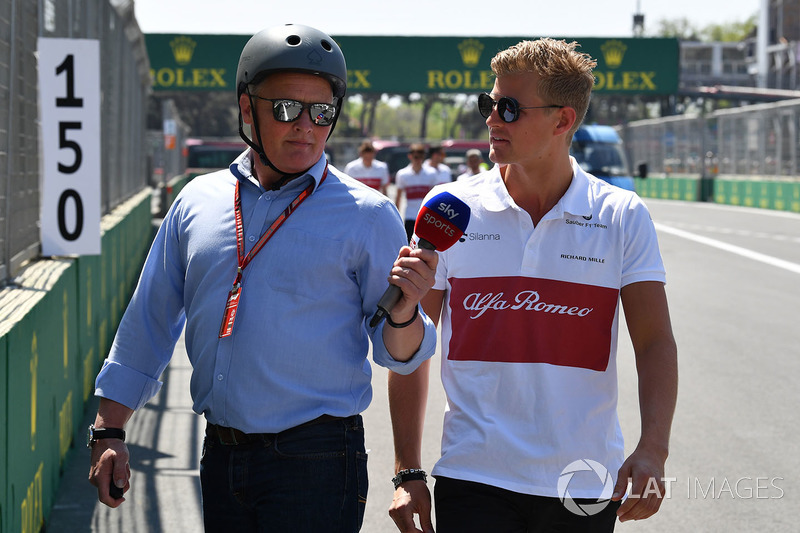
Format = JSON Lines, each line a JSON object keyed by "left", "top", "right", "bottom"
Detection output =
{"left": 386, "top": 245, "right": 438, "bottom": 323}
{"left": 88, "top": 439, "right": 130, "bottom": 508}
{"left": 612, "top": 445, "right": 669, "bottom": 522}
{"left": 389, "top": 480, "right": 434, "bottom": 533}
{"left": 382, "top": 246, "right": 438, "bottom": 362}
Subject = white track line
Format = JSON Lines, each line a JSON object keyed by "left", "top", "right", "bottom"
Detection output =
{"left": 655, "top": 222, "right": 800, "bottom": 275}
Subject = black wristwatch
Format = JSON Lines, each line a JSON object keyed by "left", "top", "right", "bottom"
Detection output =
{"left": 87, "top": 424, "right": 126, "bottom": 448}
{"left": 392, "top": 468, "right": 428, "bottom": 489}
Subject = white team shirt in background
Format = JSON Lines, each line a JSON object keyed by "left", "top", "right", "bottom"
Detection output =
{"left": 395, "top": 164, "right": 439, "bottom": 221}
{"left": 343, "top": 157, "right": 389, "bottom": 191}
{"left": 425, "top": 161, "right": 452, "bottom": 185}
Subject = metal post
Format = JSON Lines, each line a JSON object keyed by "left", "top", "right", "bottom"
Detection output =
{"left": 3, "top": 0, "right": 18, "bottom": 284}
{"left": 757, "top": 0, "right": 769, "bottom": 88}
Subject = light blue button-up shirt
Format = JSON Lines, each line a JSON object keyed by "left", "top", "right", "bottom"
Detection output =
{"left": 95, "top": 151, "right": 436, "bottom": 433}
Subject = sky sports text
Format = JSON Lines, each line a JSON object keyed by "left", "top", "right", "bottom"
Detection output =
{"left": 421, "top": 212, "right": 456, "bottom": 237}
{"left": 436, "top": 201, "right": 462, "bottom": 220}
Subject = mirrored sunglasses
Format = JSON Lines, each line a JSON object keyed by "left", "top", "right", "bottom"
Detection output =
{"left": 253, "top": 96, "right": 337, "bottom": 126}
{"left": 477, "top": 92, "right": 563, "bottom": 123}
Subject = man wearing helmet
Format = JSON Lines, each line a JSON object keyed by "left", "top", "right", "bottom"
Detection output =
{"left": 88, "top": 25, "right": 438, "bottom": 532}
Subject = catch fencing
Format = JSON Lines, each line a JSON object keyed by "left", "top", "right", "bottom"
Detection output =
{"left": 0, "top": 0, "right": 150, "bottom": 285}
{"left": 622, "top": 98, "right": 800, "bottom": 182}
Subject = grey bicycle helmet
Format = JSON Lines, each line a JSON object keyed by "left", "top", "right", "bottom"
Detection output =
{"left": 236, "top": 24, "right": 347, "bottom": 187}
{"left": 236, "top": 24, "right": 346, "bottom": 101}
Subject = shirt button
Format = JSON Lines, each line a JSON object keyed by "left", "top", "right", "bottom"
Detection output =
{"left": 248, "top": 235, "right": 256, "bottom": 242}
{"left": 217, "top": 374, "right": 224, "bottom": 381}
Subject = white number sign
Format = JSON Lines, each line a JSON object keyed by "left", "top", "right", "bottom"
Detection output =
{"left": 38, "top": 38, "right": 101, "bottom": 256}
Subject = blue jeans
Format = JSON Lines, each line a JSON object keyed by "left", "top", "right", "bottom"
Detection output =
{"left": 200, "top": 415, "right": 368, "bottom": 532}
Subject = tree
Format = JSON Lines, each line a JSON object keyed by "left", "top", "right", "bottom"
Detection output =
{"left": 653, "top": 15, "right": 757, "bottom": 42}
{"left": 652, "top": 17, "right": 702, "bottom": 41}
{"left": 701, "top": 16, "right": 757, "bottom": 42}
{"left": 417, "top": 94, "right": 440, "bottom": 139}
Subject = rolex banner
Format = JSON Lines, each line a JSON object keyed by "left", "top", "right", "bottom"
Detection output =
{"left": 145, "top": 34, "right": 679, "bottom": 95}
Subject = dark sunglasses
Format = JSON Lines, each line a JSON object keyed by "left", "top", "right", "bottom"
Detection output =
{"left": 478, "top": 92, "right": 563, "bottom": 123}
{"left": 252, "top": 96, "right": 337, "bottom": 126}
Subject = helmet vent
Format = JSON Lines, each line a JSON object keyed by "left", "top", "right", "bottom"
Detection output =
{"left": 320, "top": 40, "right": 333, "bottom": 52}
{"left": 286, "top": 35, "right": 301, "bottom": 46}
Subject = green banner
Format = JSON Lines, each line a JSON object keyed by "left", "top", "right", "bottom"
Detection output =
{"left": 5, "top": 262, "right": 77, "bottom": 533}
{"left": 1, "top": 335, "right": 6, "bottom": 533}
{"left": 715, "top": 179, "right": 800, "bottom": 212}
{"left": 145, "top": 34, "right": 679, "bottom": 95}
{"left": 635, "top": 177, "right": 701, "bottom": 202}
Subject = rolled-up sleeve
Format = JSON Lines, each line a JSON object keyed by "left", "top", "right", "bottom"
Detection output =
{"left": 370, "top": 308, "right": 437, "bottom": 374}
{"left": 94, "top": 360, "right": 164, "bottom": 411}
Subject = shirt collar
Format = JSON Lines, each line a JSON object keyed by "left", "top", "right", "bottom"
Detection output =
{"left": 481, "top": 165, "right": 514, "bottom": 212}
{"left": 481, "top": 158, "right": 593, "bottom": 219}
{"left": 560, "top": 157, "right": 593, "bottom": 219}
{"left": 230, "top": 149, "right": 328, "bottom": 193}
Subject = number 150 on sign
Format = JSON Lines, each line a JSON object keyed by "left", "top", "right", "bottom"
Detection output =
{"left": 38, "top": 38, "right": 101, "bottom": 256}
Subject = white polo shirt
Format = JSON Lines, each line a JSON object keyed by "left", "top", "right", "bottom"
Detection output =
{"left": 426, "top": 160, "right": 666, "bottom": 499}
{"left": 425, "top": 160, "right": 453, "bottom": 185}
{"left": 395, "top": 164, "right": 440, "bottom": 221}
{"left": 343, "top": 157, "right": 389, "bottom": 191}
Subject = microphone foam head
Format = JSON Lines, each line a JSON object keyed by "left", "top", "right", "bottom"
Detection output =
{"left": 414, "top": 191, "right": 471, "bottom": 251}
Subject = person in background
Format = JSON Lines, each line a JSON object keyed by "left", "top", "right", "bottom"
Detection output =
{"left": 88, "top": 24, "right": 438, "bottom": 533}
{"left": 425, "top": 143, "right": 453, "bottom": 184}
{"left": 456, "top": 148, "right": 485, "bottom": 181}
{"left": 394, "top": 143, "right": 440, "bottom": 241}
{"left": 388, "top": 37, "right": 677, "bottom": 533}
{"left": 345, "top": 140, "right": 390, "bottom": 196}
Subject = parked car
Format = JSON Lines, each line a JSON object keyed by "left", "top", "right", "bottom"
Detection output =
{"left": 440, "top": 139, "right": 490, "bottom": 177}
{"left": 374, "top": 139, "right": 490, "bottom": 182}
{"left": 183, "top": 138, "right": 246, "bottom": 180}
{"left": 372, "top": 140, "right": 411, "bottom": 182}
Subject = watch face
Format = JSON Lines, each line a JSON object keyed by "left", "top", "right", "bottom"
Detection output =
{"left": 87, "top": 425, "right": 94, "bottom": 448}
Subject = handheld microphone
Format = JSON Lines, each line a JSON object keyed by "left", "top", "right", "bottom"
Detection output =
{"left": 369, "top": 191, "right": 470, "bottom": 327}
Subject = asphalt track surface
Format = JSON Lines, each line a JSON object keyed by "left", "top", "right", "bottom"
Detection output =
{"left": 47, "top": 199, "right": 800, "bottom": 532}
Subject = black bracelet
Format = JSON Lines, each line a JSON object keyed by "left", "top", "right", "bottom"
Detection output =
{"left": 392, "top": 468, "right": 428, "bottom": 489}
{"left": 386, "top": 305, "right": 419, "bottom": 328}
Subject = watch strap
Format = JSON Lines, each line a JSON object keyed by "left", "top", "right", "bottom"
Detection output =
{"left": 392, "top": 468, "right": 427, "bottom": 489}
{"left": 89, "top": 424, "right": 126, "bottom": 443}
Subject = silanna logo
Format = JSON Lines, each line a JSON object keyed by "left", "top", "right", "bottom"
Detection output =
{"left": 459, "top": 232, "right": 501, "bottom": 242}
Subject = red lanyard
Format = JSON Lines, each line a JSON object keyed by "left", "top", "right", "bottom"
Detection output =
{"left": 219, "top": 166, "right": 328, "bottom": 338}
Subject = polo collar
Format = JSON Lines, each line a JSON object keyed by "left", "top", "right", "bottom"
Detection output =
{"left": 560, "top": 157, "right": 594, "bottom": 219}
{"left": 480, "top": 157, "right": 593, "bottom": 220}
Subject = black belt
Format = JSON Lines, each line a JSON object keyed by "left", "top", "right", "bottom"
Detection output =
{"left": 206, "top": 414, "right": 348, "bottom": 445}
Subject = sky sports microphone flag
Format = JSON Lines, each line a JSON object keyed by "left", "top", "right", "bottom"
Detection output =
{"left": 412, "top": 191, "right": 471, "bottom": 251}
{"left": 369, "top": 191, "right": 470, "bottom": 327}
